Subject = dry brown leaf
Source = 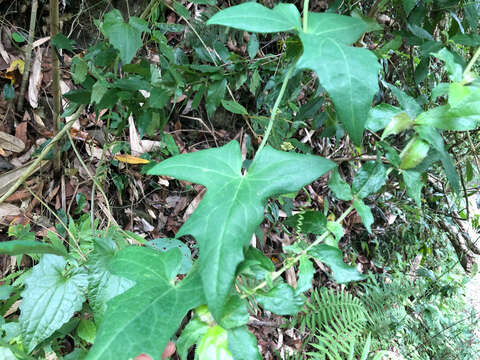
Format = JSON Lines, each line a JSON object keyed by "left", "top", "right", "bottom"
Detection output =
{"left": 0, "top": 131, "right": 25, "bottom": 152}
{"left": 0, "top": 203, "right": 21, "bottom": 217}
{"left": 15, "top": 122, "right": 28, "bottom": 146}
{"left": 28, "top": 48, "right": 43, "bottom": 108}
{"left": 114, "top": 154, "right": 150, "bottom": 164}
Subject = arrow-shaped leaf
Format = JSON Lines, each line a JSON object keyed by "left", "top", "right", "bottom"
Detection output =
{"left": 87, "top": 247, "right": 205, "bottom": 360}
{"left": 145, "top": 140, "right": 335, "bottom": 319}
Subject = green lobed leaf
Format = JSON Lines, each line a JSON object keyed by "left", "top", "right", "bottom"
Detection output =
{"left": 305, "top": 12, "right": 367, "bottom": 44}
{"left": 329, "top": 168, "right": 353, "bottom": 201}
{"left": 145, "top": 140, "right": 335, "bottom": 320}
{"left": 308, "top": 244, "right": 365, "bottom": 283}
{"left": 86, "top": 247, "right": 205, "bottom": 360}
{"left": 353, "top": 199, "right": 374, "bottom": 234}
{"left": 100, "top": 10, "right": 145, "bottom": 64}
{"left": 227, "top": 326, "right": 262, "bottom": 360}
{"left": 297, "top": 33, "right": 380, "bottom": 145}
{"left": 256, "top": 282, "right": 303, "bottom": 315}
{"left": 207, "top": 3, "right": 301, "bottom": 33}
{"left": 0, "top": 240, "right": 67, "bottom": 256}
{"left": 19, "top": 255, "right": 87, "bottom": 353}
{"left": 352, "top": 161, "right": 387, "bottom": 199}
{"left": 86, "top": 238, "right": 134, "bottom": 322}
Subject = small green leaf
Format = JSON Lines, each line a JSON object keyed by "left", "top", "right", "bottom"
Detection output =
{"left": 149, "top": 86, "right": 170, "bottom": 109}
{"left": 52, "top": 33, "right": 75, "bottom": 51}
{"left": 431, "top": 48, "right": 463, "bottom": 82}
{"left": 221, "top": 99, "right": 248, "bottom": 115}
{"left": 284, "top": 210, "right": 327, "bottom": 235}
{"left": 177, "top": 319, "right": 209, "bottom": 360}
{"left": 227, "top": 326, "right": 262, "bottom": 360}
{"left": 3, "top": 83, "right": 15, "bottom": 100}
{"left": 71, "top": 56, "right": 88, "bottom": 84}
{"left": 147, "top": 238, "right": 192, "bottom": 274}
{"left": 77, "top": 319, "right": 96, "bottom": 344}
{"left": 20, "top": 255, "right": 87, "bottom": 353}
{"left": 0, "top": 285, "right": 13, "bottom": 300}
{"left": 329, "top": 168, "right": 353, "bottom": 201}
{"left": 308, "top": 244, "right": 365, "bottom": 283}
{"left": 352, "top": 161, "right": 387, "bottom": 199}
{"left": 220, "top": 295, "right": 249, "bottom": 329}
{"left": 402, "top": 170, "right": 423, "bottom": 206}
{"left": 385, "top": 83, "right": 422, "bottom": 118}
{"left": 206, "top": 79, "right": 227, "bottom": 117}
{"left": 12, "top": 32, "right": 25, "bottom": 43}
{"left": 197, "top": 325, "right": 233, "bottom": 360}
{"left": 0, "top": 240, "right": 67, "bottom": 256}
{"left": 173, "top": 1, "right": 190, "bottom": 19}
{"left": 353, "top": 199, "right": 374, "bottom": 233}
{"left": 399, "top": 137, "right": 430, "bottom": 170}
{"left": 366, "top": 104, "right": 403, "bottom": 132}
{"left": 91, "top": 81, "right": 108, "bottom": 104}
{"left": 327, "top": 221, "right": 344, "bottom": 241}
{"left": 296, "top": 257, "right": 315, "bottom": 294}
{"left": 247, "top": 33, "right": 259, "bottom": 59}
{"left": 256, "top": 282, "right": 303, "bottom": 315}
{"left": 381, "top": 112, "right": 413, "bottom": 139}
{"left": 207, "top": 3, "right": 301, "bottom": 33}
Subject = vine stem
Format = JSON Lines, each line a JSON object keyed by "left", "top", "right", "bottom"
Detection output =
{"left": 464, "top": 46, "right": 480, "bottom": 78}
{"left": 0, "top": 105, "right": 85, "bottom": 205}
{"left": 242, "top": 205, "right": 354, "bottom": 298}
{"left": 303, "top": 0, "right": 310, "bottom": 32}
{"left": 254, "top": 66, "right": 294, "bottom": 157}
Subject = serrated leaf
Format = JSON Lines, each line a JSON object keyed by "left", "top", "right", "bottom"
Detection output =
{"left": 227, "top": 326, "right": 262, "bottom": 360}
{"left": 353, "top": 199, "right": 374, "bottom": 233}
{"left": 221, "top": 99, "right": 248, "bottom": 115}
{"left": 20, "top": 255, "right": 87, "bottom": 353}
{"left": 207, "top": 3, "right": 301, "bottom": 33}
{"left": 284, "top": 210, "right": 327, "bottom": 235}
{"left": 309, "top": 244, "right": 365, "bottom": 283}
{"left": 177, "top": 318, "right": 209, "bottom": 360}
{"left": 297, "top": 33, "right": 380, "bottom": 145}
{"left": 100, "top": 10, "right": 145, "bottom": 64}
{"left": 329, "top": 168, "right": 353, "bottom": 201}
{"left": 0, "top": 240, "right": 67, "bottom": 256}
{"left": 87, "top": 238, "right": 134, "bottom": 322}
{"left": 86, "top": 247, "right": 204, "bottom": 360}
{"left": 256, "top": 282, "right": 303, "bottom": 315}
{"left": 352, "top": 161, "right": 387, "bottom": 199}
{"left": 145, "top": 140, "right": 335, "bottom": 319}
{"left": 296, "top": 257, "right": 315, "bottom": 294}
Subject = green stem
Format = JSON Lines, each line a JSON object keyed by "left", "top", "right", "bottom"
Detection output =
{"left": 254, "top": 66, "right": 294, "bottom": 157}
{"left": 303, "top": 0, "right": 310, "bottom": 32}
{"left": 464, "top": 46, "right": 480, "bottom": 78}
{"left": 242, "top": 205, "right": 354, "bottom": 298}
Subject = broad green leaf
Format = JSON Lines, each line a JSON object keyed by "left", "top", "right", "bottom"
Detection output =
{"left": 0, "top": 240, "right": 67, "bottom": 256}
{"left": 100, "top": 10, "right": 145, "bottom": 64}
{"left": 256, "top": 282, "right": 303, "bottom": 315}
{"left": 431, "top": 48, "right": 463, "bottom": 82}
{"left": 87, "top": 238, "right": 134, "bottom": 322}
{"left": 297, "top": 34, "right": 380, "bottom": 145}
{"left": 177, "top": 319, "right": 209, "bottom": 360}
{"left": 197, "top": 325, "right": 233, "bottom": 360}
{"left": 284, "top": 210, "right": 327, "bottom": 235}
{"left": 329, "top": 168, "right": 353, "bottom": 201}
{"left": 227, "top": 326, "right": 262, "bottom": 360}
{"left": 403, "top": 0, "right": 417, "bottom": 15}
{"left": 221, "top": 99, "right": 248, "bottom": 115}
{"left": 353, "top": 199, "right": 374, "bottom": 233}
{"left": 86, "top": 247, "right": 205, "bottom": 360}
{"left": 207, "top": 3, "right": 301, "bottom": 33}
{"left": 366, "top": 104, "right": 403, "bottom": 132}
{"left": 220, "top": 295, "right": 249, "bottom": 329}
{"left": 147, "top": 238, "right": 192, "bottom": 274}
{"left": 304, "top": 12, "right": 367, "bottom": 44}
{"left": 91, "top": 81, "right": 108, "bottom": 105}
{"left": 19, "top": 255, "right": 87, "bottom": 353}
{"left": 145, "top": 140, "right": 335, "bottom": 319}
{"left": 296, "top": 257, "right": 315, "bottom": 294}
{"left": 402, "top": 170, "right": 423, "bottom": 206}
{"left": 352, "top": 161, "right": 387, "bottom": 199}
{"left": 308, "top": 244, "right": 365, "bottom": 283}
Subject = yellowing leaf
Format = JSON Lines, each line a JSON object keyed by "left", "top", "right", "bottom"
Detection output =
{"left": 114, "top": 154, "right": 150, "bottom": 164}
{"left": 7, "top": 59, "right": 25, "bottom": 75}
